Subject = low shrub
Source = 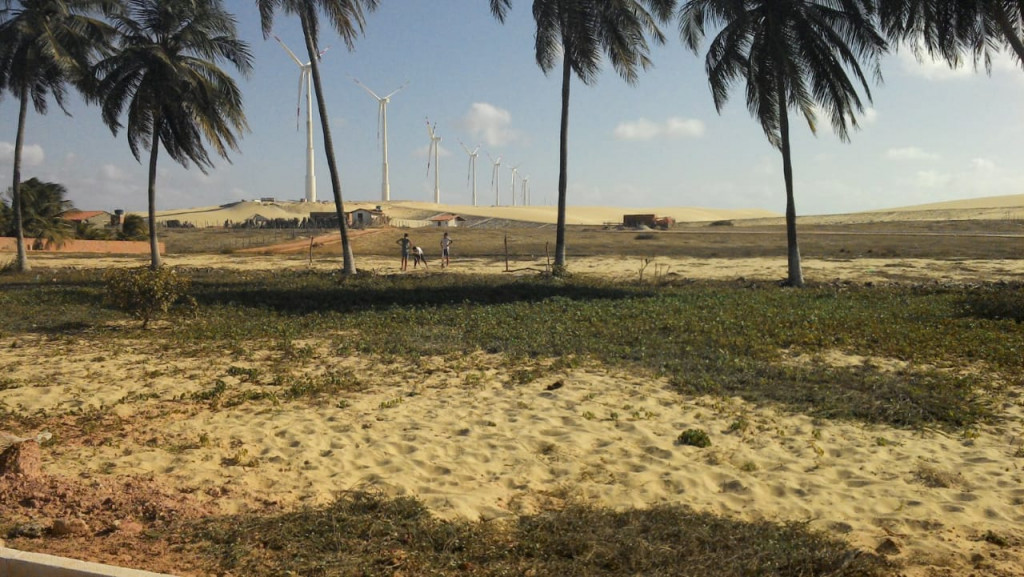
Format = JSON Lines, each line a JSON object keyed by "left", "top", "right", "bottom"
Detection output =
{"left": 103, "top": 267, "right": 195, "bottom": 328}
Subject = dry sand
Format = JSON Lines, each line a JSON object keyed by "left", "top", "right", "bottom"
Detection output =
{"left": 3, "top": 194, "right": 1024, "bottom": 576}
{"left": 144, "top": 193, "right": 1024, "bottom": 228}
{"left": 2, "top": 336, "right": 1023, "bottom": 576}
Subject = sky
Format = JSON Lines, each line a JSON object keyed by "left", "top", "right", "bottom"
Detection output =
{"left": 2, "top": 1, "right": 1023, "bottom": 217}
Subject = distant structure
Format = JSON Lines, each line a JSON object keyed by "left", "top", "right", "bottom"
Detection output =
{"left": 623, "top": 214, "right": 674, "bottom": 229}
{"left": 429, "top": 213, "right": 464, "bottom": 228}
{"left": 273, "top": 35, "right": 326, "bottom": 204}
{"left": 426, "top": 120, "right": 442, "bottom": 204}
{"left": 459, "top": 141, "right": 480, "bottom": 206}
{"left": 353, "top": 79, "right": 407, "bottom": 202}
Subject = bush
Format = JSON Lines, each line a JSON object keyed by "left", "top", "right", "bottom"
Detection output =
{"left": 676, "top": 429, "right": 712, "bottom": 448}
{"left": 104, "top": 267, "right": 194, "bottom": 328}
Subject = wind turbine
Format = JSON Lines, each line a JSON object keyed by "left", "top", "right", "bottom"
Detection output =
{"left": 353, "top": 79, "right": 407, "bottom": 202}
{"left": 509, "top": 163, "right": 522, "bottom": 207}
{"left": 426, "top": 119, "right": 442, "bottom": 204}
{"left": 487, "top": 152, "right": 502, "bottom": 205}
{"left": 521, "top": 175, "right": 530, "bottom": 206}
{"left": 274, "top": 35, "right": 327, "bottom": 204}
{"left": 459, "top": 140, "right": 480, "bottom": 206}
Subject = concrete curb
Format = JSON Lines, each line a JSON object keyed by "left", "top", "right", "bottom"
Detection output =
{"left": 0, "top": 547, "right": 175, "bottom": 577}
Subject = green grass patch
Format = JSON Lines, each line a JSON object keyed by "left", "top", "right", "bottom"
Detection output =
{"left": 1, "top": 270, "right": 1020, "bottom": 430}
{"left": 189, "top": 491, "right": 890, "bottom": 577}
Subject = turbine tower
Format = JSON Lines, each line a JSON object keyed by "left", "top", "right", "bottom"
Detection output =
{"left": 426, "top": 120, "right": 442, "bottom": 204}
{"left": 509, "top": 164, "right": 522, "bottom": 207}
{"left": 353, "top": 79, "right": 407, "bottom": 202}
{"left": 521, "top": 175, "right": 530, "bottom": 206}
{"left": 274, "top": 35, "right": 325, "bottom": 204}
{"left": 459, "top": 140, "right": 480, "bottom": 206}
{"left": 487, "top": 152, "right": 502, "bottom": 205}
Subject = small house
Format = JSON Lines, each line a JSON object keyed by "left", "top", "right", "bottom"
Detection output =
{"left": 623, "top": 214, "right": 657, "bottom": 228}
{"left": 349, "top": 207, "right": 386, "bottom": 228}
{"left": 62, "top": 210, "right": 112, "bottom": 228}
{"left": 623, "top": 214, "right": 673, "bottom": 229}
{"left": 428, "top": 213, "right": 465, "bottom": 228}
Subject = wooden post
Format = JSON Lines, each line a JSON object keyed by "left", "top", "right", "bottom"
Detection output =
{"left": 308, "top": 235, "right": 314, "bottom": 267}
{"left": 545, "top": 242, "right": 550, "bottom": 273}
{"left": 504, "top": 233, "right": 509, "bottom": 273}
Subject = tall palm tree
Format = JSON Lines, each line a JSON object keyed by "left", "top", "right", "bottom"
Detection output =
{"left": 256, "top": 0, "right": 379, "bottom": 276}
{"left": 0, "top": 0, "right": 112, "bottom": 272}
{"left": 534, "top": 0, "right": 675, "bottom": 274}
{"left": 680, "top": 0, "right": 886, "bottom": 286}
{"left": 92, "top": 0, "right": 251, "bottom": 269}
{"left": 879, "top": 1, "right": 1024, "bottom": 70}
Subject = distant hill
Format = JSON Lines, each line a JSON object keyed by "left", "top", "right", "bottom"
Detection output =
{"left": 143, "top": 194, "right": 1024, "bottom": 228}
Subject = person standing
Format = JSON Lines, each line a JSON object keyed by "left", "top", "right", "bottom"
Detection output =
{"left": 397, "top": 233, "right": 411, "bottom": 271}
{"left": 440, "top": 231, "right": 453, "bottom": 268}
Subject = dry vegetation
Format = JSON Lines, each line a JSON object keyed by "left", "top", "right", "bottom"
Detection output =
{"left": 1, "top": 218, "right": 1022, "bottom": 577}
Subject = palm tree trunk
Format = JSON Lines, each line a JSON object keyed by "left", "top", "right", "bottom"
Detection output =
{"left": 147, "top": 123, "right": 163, "bottom": 270}
{"left": 12, "top": 85, "right": 30, "bottom": 272}
{"left": 553, "top": 50, "right": 571, "bottom": 273}
{"left": 301, "top": 12, "right": 356, "bottom": 275}
{"left": 777, "top": 82, "right": 803, "bottom": 287}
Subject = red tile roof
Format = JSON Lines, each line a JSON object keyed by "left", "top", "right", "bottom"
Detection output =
{"left": 62, "top": 210, "right": 108, "bottom": 222}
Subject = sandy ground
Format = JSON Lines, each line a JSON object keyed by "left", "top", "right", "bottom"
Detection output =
{"left": 3, "top": 250, "right": 1024, "bottom": 576}
{"left": 22, "top": 250, "right": 1024, "bottom": 285}
{"left": 3, "top": 194, "right": 1024, "bottom": 576}
{"left": 144, "top": 193, "right": 1024, "bottom": 228}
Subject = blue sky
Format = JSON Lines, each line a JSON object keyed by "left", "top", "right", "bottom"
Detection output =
{"left": 3, "top": 1, "right": 1023, "bottom": 216}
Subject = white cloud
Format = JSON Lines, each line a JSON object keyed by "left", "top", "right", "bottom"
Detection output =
{"left": 0, "top": 141, "right": 44, "bottom": 166}
{"left": 886, "top": 147, "right": 938, "bottom": 161}
{"left": 970, "top": 157, "right": 996, "bottom": 171}
{"left": 460, "top": 103, "right": 519, "bottom": 147}
{"left": 665, "top": 117, "right": 706, "bottom": 138}
{"left": 614, "top": 117, "right": 705, "bottom": 141}
{"left": 99, "top": 164, "right": 131, "bottom": 181}
{"left": 861, "top": 108, "right": 878, "bottom": 125}
{"left": 414, "top": 144, "right": 451, "bottom": 159}
{"left": 893, "top": 46, "right": 1018, "bottom": 81}
{"left": 914, "top": 170, "right": 953, "bottom": 188}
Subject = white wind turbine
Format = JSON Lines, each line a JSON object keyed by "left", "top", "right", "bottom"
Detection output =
{"left": 274, "top": 35, "right": 327, "bottom": 204}
{"left": 487, "top": 152, "right": 502, "bottom": 205}
{"left": 509, "top": 163, "right": 522, "bottom": 207}
{"left": 353, "top": 79, "right": 407, "bottom": 202}
{"left": 521, "top": 175, "right": 530, "bottom": 206}
{"left": 426, "top": 120, "right": 442, "bottom": 204}
{"left": 459, "top": 140, "right": 480, "bottom": 206}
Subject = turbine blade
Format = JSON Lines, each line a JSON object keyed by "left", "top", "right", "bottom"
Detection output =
{"left": 296, "top": 70, "right": 304, "bottom": 131}
{"left": 377, "top": 103, "right": 383, "bottom": 145}
{"left": 352, "top": 77, "right": 382, "bottom": 100}
{"left": 273, "top": 35, "right": 305, "bottom": 68}
{"left": 383, "top": 81, "right": 409, "bottom": 99}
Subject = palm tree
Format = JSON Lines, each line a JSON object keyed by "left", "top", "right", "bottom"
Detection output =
{"left": 534, "top": 0, "right": 675, "bottom": 275}
{"left": 680, "top": 0, "right": 886, "bottom": 286}
{"left": 92, "top": 0, "right": 251, "bottom": 269}
{"left": 0, "top": 0, "right": 112, "bottom": 272}
{"left": 879, "top": 1, "right": 1024, "bottom": 70}
{"left": 256, "top": 0, "right": 379, "bottom": 276}
{"left": 12, "top": 177, "right": 74, "bottom": 247}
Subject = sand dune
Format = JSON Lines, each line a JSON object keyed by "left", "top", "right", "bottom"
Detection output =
{"left": 145, "top": 193, "right": 1024, "bottom": 228}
